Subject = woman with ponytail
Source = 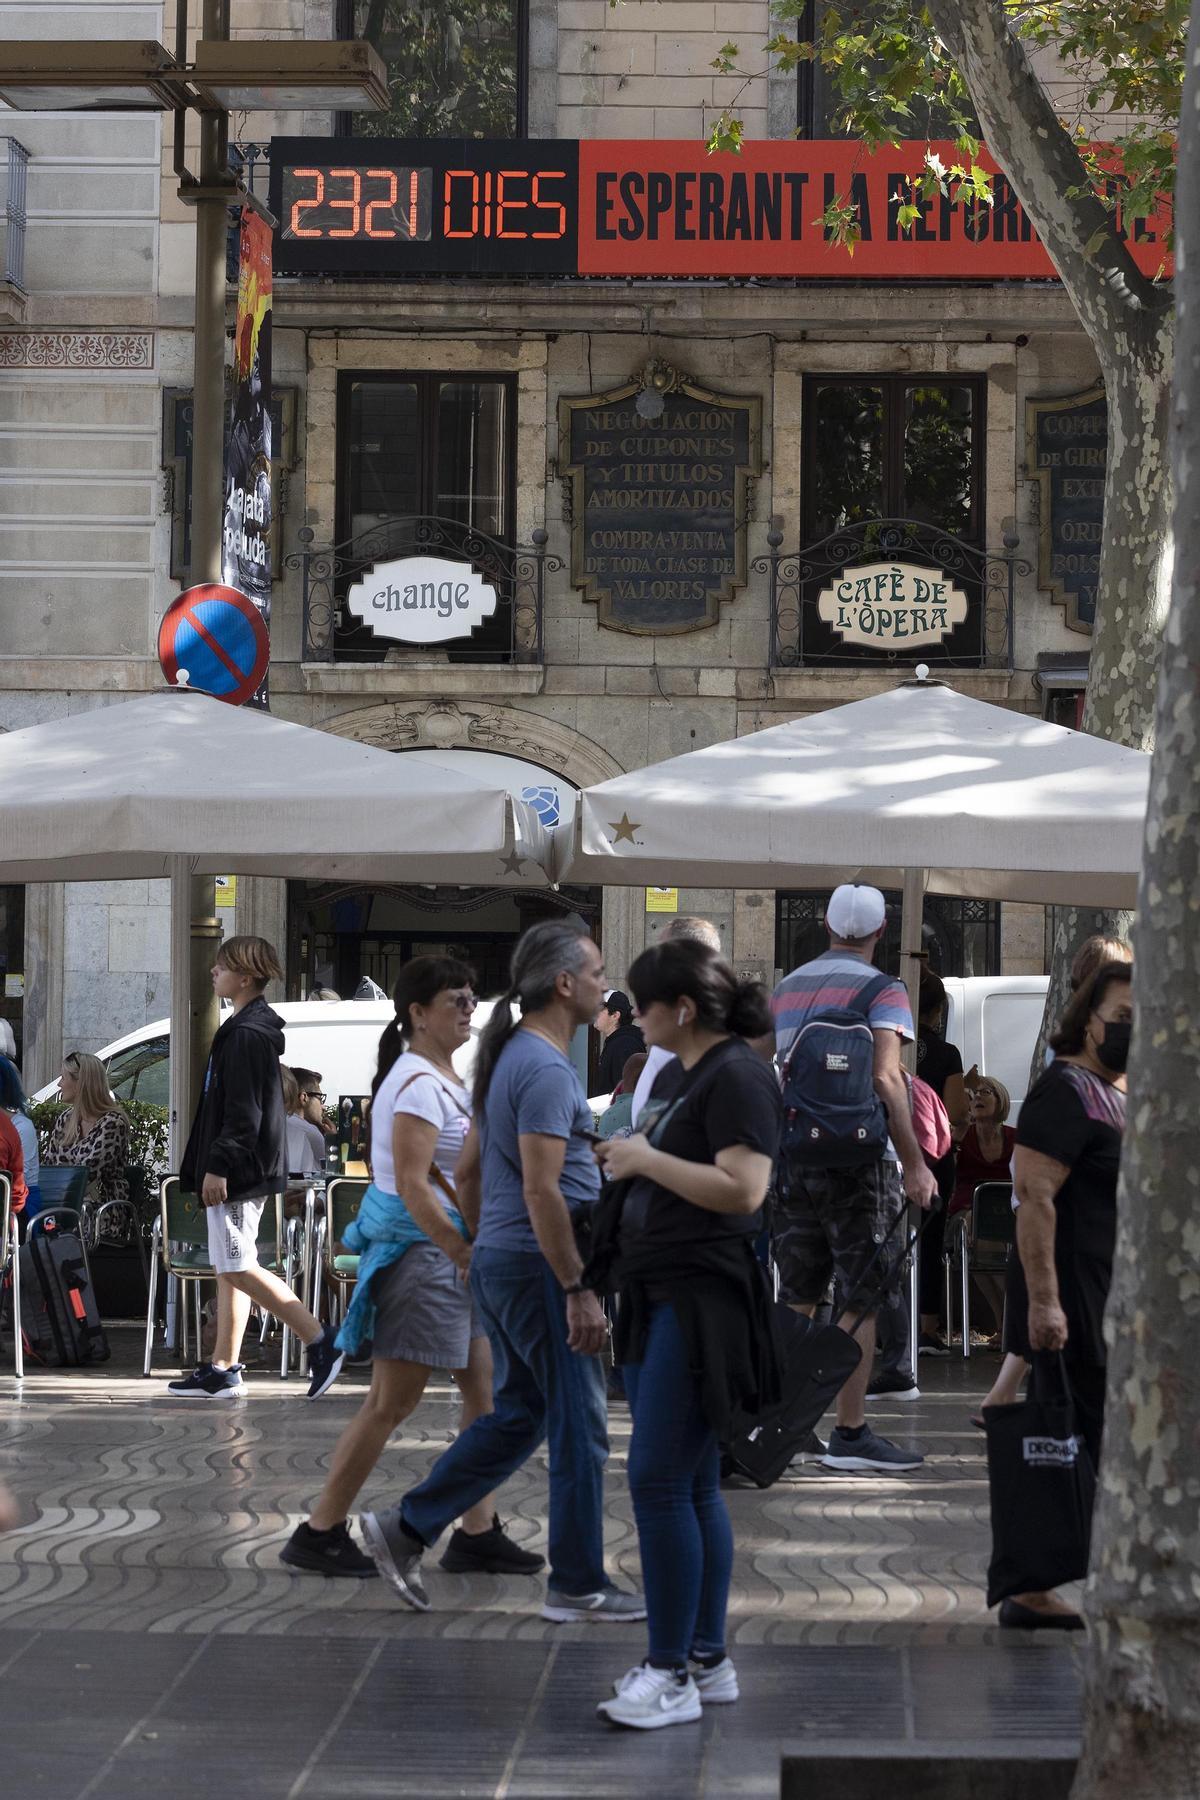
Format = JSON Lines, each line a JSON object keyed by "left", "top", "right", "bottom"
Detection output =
{"left": 282, "top": 956, "right": 542, "bottom": 1584}
{"left": 591, "top": 939, "right": 782, "bottom": 1732}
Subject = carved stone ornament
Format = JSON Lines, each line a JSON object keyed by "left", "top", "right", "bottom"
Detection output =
{"left": 0, "top": 331, "right": 154, "bottom": 370}
{"left": 559, "top": 360, "right": 762, "bottom": 636}
{"left": 324, "top": 699, "right": 624, "bottom": 788}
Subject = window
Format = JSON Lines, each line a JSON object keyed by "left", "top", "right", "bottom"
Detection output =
{"left": 340, "top": 0, "right": 527, "bottom": 139}
{"left": 336, "top": 370, "right": 518, "bottom": 661}
{"left": 342, "top": 373, "right": 513, "bottom": 542}
{"left": 106, "top": 1036, "right": 170, "bottom": 1107}
{"left": 795, "top": 2, "right": 978, "bottom": 142}
{"left": 805, "top": 376, "right": 982, "bottom": 543}
{"left": 775, "top": 891, "right": 1000, "bottom": 980}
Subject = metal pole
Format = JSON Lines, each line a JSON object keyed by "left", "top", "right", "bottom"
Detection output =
{"left": 186, "top": 0, "right": 230, "bottom": 1116}
{"left": 169, "top": 855, "right": 192, "bottom": 1169}
{"left": 899, "top": 865, "right": 926, "bottom": 1074}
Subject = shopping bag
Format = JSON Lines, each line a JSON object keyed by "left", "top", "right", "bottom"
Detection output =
{"left": 984, "top": 1352, "right": 1096, "bottom": 1606}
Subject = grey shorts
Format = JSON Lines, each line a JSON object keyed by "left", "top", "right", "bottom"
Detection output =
{"left": 206, "top": 1198, "right": 265, "bottom": 1274}
{"left": 371, "top": 1241, "right": 485, "bottom": 1369}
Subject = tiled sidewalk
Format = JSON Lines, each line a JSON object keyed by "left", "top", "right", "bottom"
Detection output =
{"left": 0, "top": 1335, "right": 1083, "bottom": 1797}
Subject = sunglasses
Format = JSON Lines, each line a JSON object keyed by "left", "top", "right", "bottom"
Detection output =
{"left": 63, "top": 1054, "right": 80, "bottom": 1071}
{"left": 450, "top": 992, "right": 478, "bottom": 1011}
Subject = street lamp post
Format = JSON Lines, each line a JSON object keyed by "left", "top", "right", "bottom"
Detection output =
{"left": 0, "top": 30, "right": 386, "bottom": 1150}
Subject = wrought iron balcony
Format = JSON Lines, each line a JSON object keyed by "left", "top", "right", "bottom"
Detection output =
{"left": 288, "top": 515, "right": 558, "bottom": 666}
{"left": 1, "top": 137, "right": 30, "bottom": 309}
{"left": 756, "top": 519, "right": 1027, "bottom": 672}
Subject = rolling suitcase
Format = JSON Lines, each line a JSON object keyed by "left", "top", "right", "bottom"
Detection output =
{"left": 19, "top": 1210, "right": 110, "bottom": 1367}
{"left": 724, "top": 1198, "right": 937, "bottom": 1488}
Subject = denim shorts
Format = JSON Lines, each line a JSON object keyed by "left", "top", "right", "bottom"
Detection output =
{"left": 773, "top": 1158, "right": 904, "bottom": 1311}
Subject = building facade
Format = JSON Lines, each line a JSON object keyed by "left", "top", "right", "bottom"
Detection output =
{"left": 1, "top": 0, "right": 1113, "bottom": 1085}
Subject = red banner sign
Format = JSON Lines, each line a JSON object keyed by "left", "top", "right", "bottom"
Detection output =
{"left": 576, "top": 140, "right": 1169, "bottom": 281}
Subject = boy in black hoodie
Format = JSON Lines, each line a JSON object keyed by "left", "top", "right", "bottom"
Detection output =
{"left": 171, "top": 936, "right": 343, "bottom": 1401}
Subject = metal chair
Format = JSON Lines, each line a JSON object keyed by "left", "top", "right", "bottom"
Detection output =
{"left": 1, "top": 1173, "right": 20, "bottom": 1379}
{"left": 310, "top": 1178, "right": 369, "bottom": 1327}
{"left": 944, "top": 1180, "right": 1015, "bottom": 1357}
{"left": 28, "top": 1165, "right": 88, "bottom": 1217}
{"left": 143, "top": 1179, "right": 286, "bottom": 1378}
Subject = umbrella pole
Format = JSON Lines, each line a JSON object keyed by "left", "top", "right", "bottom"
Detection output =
{"left": 169, "top": 856, "right": 192, "bottom": 1170}
{"left": 900, "top": 865, "right": 927, "bottom": 1380}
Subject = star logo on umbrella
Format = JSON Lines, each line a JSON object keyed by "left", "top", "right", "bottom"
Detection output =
{"left": 609, "top": 813, "right": 640, "bottom": 845}
{"left": 498, "top": 849, "right": 526, "bottom": 875}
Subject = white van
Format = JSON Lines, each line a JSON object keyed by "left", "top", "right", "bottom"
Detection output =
{"left": 941, "top": 975, "right": 1050, "bottom": 1120}
{"left": 36, "top": 998, "right": 507, "bottom": 1109}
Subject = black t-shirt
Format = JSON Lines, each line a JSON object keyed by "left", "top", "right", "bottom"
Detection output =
{"left": 619, "top": 1039, "right": 782, "bottom": 1252}
{"left": 1015, "top": 1060, "right": 1126, "bottom": 1367}
{"left": 597, "top": 1020, "right": 646, "bottom": 1093}
{"left": 916, "top": 1029, "right": 963, "bottom": 1100}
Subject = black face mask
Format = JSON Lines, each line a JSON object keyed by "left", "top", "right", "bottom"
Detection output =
{"left": 1094, "top": 1019, "right": 1131, "bottom": 1073}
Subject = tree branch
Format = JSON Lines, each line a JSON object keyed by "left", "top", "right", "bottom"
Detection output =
{"left": 924, "top": 0, "right": 1168, "bottom": 339}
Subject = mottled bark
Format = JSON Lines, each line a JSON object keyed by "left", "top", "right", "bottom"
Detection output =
{"left": 1068, "top": 3, "right": 1200, "bottom": 1790}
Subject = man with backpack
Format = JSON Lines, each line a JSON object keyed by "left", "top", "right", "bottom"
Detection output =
{"left": 771, "top": 886, "right": 936, "bottom": 1472}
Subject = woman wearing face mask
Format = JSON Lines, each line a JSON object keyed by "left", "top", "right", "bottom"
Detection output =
{"left": 997, "top": 959, "right": 1132, "bottom": 1631}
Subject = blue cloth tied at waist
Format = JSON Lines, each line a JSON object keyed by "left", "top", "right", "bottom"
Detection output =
{"left": 335, "top": 1180, "right": 468, "bottom": 1357}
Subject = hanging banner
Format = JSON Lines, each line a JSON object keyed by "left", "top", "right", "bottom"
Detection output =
{"left": 222, "top": 206, "right": 273, "bottom": 706}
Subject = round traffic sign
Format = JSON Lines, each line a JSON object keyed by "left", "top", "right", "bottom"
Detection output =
{"left": 157, "top": 584, "right": 269, "bottom": 707}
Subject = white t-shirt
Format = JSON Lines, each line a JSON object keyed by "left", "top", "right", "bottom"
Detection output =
{"left": 371, "top": 1051, "right": 472, "bottom": 1207}
{"left": 629, "top": 1044, "right": 675, "bottom": 1130}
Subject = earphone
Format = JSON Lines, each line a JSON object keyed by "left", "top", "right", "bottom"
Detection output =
{"left": 677, "top": 1007, "right": 688, "bottom": 1027}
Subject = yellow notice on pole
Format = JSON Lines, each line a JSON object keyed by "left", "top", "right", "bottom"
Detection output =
{"left": 215, "top": 876, "right": 237, "bottom": 908}
{"left": 646, "top": 887, "right": 679, "bottom": 913}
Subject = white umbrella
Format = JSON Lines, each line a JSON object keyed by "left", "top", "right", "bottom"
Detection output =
{"left": 563, "top": 674, "right": 1147, "bottom": 910}
{"left": 0, "top": 687, "right": 553, "bottom": 1149}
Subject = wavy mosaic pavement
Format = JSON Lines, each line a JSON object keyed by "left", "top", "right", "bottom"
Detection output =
{"left": 0, "top": 1336, "right": 1082, "bottom": 1798}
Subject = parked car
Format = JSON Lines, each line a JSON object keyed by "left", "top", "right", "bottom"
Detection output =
{"left": 34, "top": 997, "right": 509, "bottom": 1109}
{"left": 940, "top": 975, "right": 1050, "bottom": 1120}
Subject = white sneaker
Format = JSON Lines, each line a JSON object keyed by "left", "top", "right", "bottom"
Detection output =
{"left": 692, "top": 1656, "right": 739, "bottom": 1704}
{"left": 597, "top": 1664, "right": 702, "bottom": 1730}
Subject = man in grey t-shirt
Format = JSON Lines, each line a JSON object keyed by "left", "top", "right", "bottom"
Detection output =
{"left": 362, "top": 922, "right": 646, "bottom": 1625}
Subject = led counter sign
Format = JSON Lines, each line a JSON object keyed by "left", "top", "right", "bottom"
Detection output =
{"left": 269, "top": 139, "right": 1169, "bottom": 281}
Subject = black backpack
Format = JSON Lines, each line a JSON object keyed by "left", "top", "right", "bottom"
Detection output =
{"left": 779, "top": 970, "right": 892, "bottom": 1167}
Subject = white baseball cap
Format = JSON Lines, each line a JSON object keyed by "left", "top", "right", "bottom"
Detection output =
{"left": 826, "top": 883, "right": 886, "bottom": 940}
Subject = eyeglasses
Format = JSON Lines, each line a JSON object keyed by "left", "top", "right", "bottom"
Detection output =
{"left": 303, "top": 1090, "right": 327, "bottom": 1104}
{"left": 450, "top": 992, "right": 478, "bottom": 1011}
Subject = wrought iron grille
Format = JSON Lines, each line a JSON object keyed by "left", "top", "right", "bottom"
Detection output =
{"left": 756, "top": 518, "right": 1028, "bottom": 671}
{"left": 776, "top": 890, "right": 1001, "bottom": 979}
{"left": 2, "top": 138, "right": 29, "bottom": 290}
{"left": 287, "top": 515, "right": 560, "bottom": 665}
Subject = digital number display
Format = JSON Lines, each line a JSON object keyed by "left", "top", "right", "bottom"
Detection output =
{"left": 283, "top": 164, "right": 432, "bottom": 242}
{"left": 270, "top": 139, "right": 579, "bottom": 275}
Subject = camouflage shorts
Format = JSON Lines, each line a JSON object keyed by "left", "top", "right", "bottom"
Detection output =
{"left": 772, "top": 1158, "right": 905, "bottom": 1311}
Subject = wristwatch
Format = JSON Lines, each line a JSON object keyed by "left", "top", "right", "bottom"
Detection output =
{"left": 563, "top": 1282, "right": 585, "bottom": 1296}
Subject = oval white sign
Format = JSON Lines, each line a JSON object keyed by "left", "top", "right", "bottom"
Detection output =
{"left": 816, "top": 560, "right": 969, "bottom": 648}
{"left": 345, "top": 555, "right": 499, "bottom": 644}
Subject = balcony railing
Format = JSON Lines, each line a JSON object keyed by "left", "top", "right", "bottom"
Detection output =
{"left": 1, "top": 138, "right": 29, "bottom": 291}
{"left": 288, "top": 515, "right": 559, "bottom": 666}
{"left": 757, "top": 519, "right": 1027, "bottom": 671}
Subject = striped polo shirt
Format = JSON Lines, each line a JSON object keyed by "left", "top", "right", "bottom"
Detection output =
{"left": 772, "top": 950, "right": 913, "bottom": 1063}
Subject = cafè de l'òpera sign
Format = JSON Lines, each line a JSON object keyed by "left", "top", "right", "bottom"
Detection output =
{"left": 817, "top": 561, "right": 968, "bottom": 648}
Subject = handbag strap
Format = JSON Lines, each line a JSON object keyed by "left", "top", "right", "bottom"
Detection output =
{"left": 391, "top": 1067, "right": 469, "bottom": 1209}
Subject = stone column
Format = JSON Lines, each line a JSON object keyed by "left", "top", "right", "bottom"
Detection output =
{"left": 234, "top": 876, "right": 289, "bottom": 1001}
{"left": 733, "top": 888, "right": 775, "bottom": 985}
{"left": 23, "top": 881, "right": 64, "bottom": 1090}
{"left": 601, "top": 885, "right": 644, "bottom": 989}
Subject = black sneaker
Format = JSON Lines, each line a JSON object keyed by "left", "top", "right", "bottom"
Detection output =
{"left": 280, "top": 1520, "right": 379, "bottom": 1578}
{"left": 306, "top": 1325, "right": 345, "bottom": 1400}
{"left": 919, "top": 1332, "right": 950, "bottom": 1357}
{"left": 821, "top": 1425, "right": 924, "bottom": 1472}
{"left": 867, "top": 1371, "right": 921, "bottom": 1399}
{"left": 167, "top": 1362, "right": 245, "bottom": 1399}
{"left": 438, "top": 1514, "right": 546, "bottom": 1575}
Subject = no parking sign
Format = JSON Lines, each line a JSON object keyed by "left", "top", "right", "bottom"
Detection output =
{"left": 157, "top": 584, "right": 270, "bottom": 707}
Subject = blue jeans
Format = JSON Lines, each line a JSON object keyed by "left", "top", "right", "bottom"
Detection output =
{"left": 400, "top": 1246, "right": 612, "bottom": 1596}
{"left": 623, "top": 1301, "right": 733, "bottom": 1667}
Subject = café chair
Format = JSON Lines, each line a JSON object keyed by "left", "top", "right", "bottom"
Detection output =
{"left": 943, "top": 1180, "right": 1015, "bottom": 1357}
{"left": 144, "top": 1179, "right": 286, "bottom": 1378}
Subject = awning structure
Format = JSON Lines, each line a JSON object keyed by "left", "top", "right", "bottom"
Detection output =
{"left": 560, "top": 677, "right": 1148, "bottom": 911}
{"left": 0, "top": 686, "right": 552, "bottom": 884}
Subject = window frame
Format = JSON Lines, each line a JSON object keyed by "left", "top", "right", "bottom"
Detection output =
{"left": 333, "top": 0, "right": 530, "bottom": 140}
{"left": 801, "top": 372, "right": 987, "bottom": 546}
{"left": 336, "top": 368, "right": 519, "bottom": 550}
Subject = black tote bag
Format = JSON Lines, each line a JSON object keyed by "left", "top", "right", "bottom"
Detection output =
{"left": 984, "top": 1352, "right": 1097, "bottom": 1607}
